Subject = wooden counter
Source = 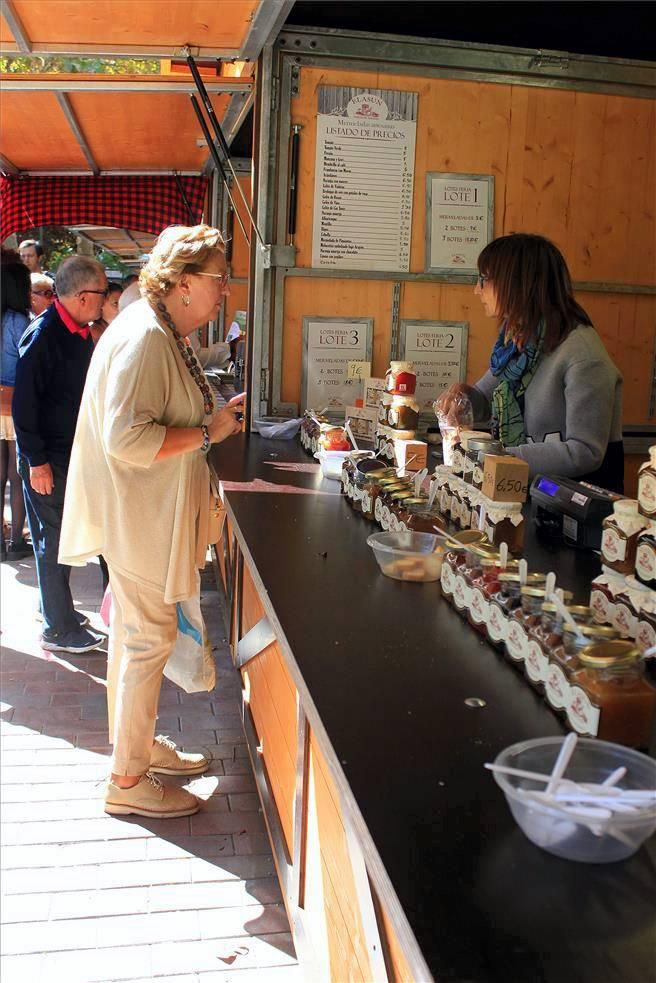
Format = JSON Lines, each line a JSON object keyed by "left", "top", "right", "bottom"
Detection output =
{"left": 209, "top": 435, "right": 656, "bottom": 983}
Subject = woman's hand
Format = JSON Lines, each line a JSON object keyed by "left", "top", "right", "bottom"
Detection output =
{"left": 434, "top": 383, "right": 477, "bottom": 426}
{"left": 208, "top": 405, "right": 242, "bottom": 444}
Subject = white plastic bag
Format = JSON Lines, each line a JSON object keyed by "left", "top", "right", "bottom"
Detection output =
{"left": 253, "top": 417, "right": 301, "bottom": 439}
{"left": 164, "top": 589, "right": 216, "bottom": 694}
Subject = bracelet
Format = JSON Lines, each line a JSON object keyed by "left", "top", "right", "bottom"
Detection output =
{"left": 200, "top": 424, "right": 210, "bottom": 454}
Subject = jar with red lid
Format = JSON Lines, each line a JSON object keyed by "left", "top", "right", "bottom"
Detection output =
{"left": 525, "top": 603, "right": 589, "bottom": 691}
{"left": 568, "top": 641, "right": 656, "bottom": 747}
{"left": 385, "top": 361, "right": 416, "bottom": 396}
{"left": 505, "top": 585, "right": 570, "bottom": 667}
{"left": 546, "top": 622, "right": 618, "bottom": 715}
{"left": 637, "top": 445, "right": 656, "bottom": 519}
{"left": 439, "top": 530, "right": 486, "bottom": 600}
{"left": 486, "top": 572, "right": 545, "bottom": 648}
{"left": 635, "top": 522, "right": 656, "bottom": 589}
{"left": 453, "top": 542, "right": 499, "bottom": 617}
{"left": 601, "top": 499, "right": 649, "bottom": 575}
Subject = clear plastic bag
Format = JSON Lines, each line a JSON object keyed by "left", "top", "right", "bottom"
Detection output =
{"left": 434, "top": 390, "right": 473, "bottom": 465}
{"left": 253, "top": 417, "right": 302, "bottom": 439}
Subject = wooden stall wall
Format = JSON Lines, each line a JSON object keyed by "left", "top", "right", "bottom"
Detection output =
{"left": 281, "top": 66, "right": 655, "bottom": 433}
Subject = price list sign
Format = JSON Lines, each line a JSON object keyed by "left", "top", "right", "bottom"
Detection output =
{"left": 400, "top": 320, "right": 469, "bottom": 418}
{"left": 302, "top": 317, "right": 373, "bottom": 415}
{"left": 425, "top": 173, "right": 494, "bottom": 275}
{"left": 312, "top": 87, "right": 417, "bottom": 272}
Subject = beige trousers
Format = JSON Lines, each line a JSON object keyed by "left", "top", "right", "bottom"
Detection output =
{"left": 106, "top": 565, "right": 178, "bottom": 775}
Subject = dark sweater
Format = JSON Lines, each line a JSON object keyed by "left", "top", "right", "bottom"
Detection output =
{"left": 13, "top": 304, "right": 94, "bottom": 468}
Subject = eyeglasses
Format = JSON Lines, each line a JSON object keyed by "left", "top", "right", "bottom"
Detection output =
{"left": 193, "top": 272, "right": 230, "bottom": 287}
{"left": 32, "top": 289, "right": 54, "bottom": 298}
{"left": 77, "top": 288, "right": 110, "bottom": 298}
{"left": 477, "top": 274, "right": 490, "bottom": 289}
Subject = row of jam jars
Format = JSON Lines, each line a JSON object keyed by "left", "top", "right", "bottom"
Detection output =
{"left": 468, "top": 556, "right": 519, "bottom": 635}
{"left": 544, "top": 621, "right": 619, "bottom": 717}
{"left": 525, "top": 602, "right": 590, "bottom": 692}
{"left": 505, "top": 585, "right": 572, "bottom": 668}
{"left": 439, "top": 531, "right": 487, "bottom": 600}
{"left": 568, "top": 641, "right": 656, "bottom": 748}
{"left": 341, "top": 452, "right": 379, "bottom": 500}
{"left": 348, "top": 459, "right": 392, "bottom": 513}
{"left": 486, "top": 572, "right": 546, "bottom": 649}
{"left": 376, "top": 479, "right": 413, "bottom": 529}
{"left": 357, "top": 467, "right": 400, "bottom": 520}
{"left": 452, "top": 540, "right": 498, "bottom": 616}
{"left": 370, "top": 475, "right": 409, "bottom": 523}
{"left": 601, "top": 499, "right": 650, "bottom": 575}
{"left": 397, "top": 499, "right": 446, "bottom": 535}
{"left": 384, "top": 487, "right": 417, "bottom": 530}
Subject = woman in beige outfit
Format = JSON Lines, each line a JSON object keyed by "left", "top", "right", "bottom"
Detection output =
{"left": 60, "top": 225, "right": 243, "bottom": 818}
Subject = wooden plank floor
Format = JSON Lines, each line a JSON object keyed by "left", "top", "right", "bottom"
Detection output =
{"left": 0, "top": 551, "right": 301, "bottom": 983}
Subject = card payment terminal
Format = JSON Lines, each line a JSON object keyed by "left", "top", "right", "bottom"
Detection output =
{"left": 530, "top": 474, "right": 622, "bottom": 550}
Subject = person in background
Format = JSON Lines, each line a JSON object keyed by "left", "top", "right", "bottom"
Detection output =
{"left": 122, "top": 273, "right": 139, "bottom": 289}
{"left": 118, "top": 281, "right": 141, "bottom": 313}
{"left": 89, "top": 282, "right": 123, "bottom": 346}
{"left": 19, "top": 239, "right": 52, "bottom": 278}
{"left": 1, "top": 251, "right": 31, "bottom": 561}
{"left": 437, "top": 233, "right": 624, "bottom": 492}
{"left": 13, "top": 255, "right": 108, "bottom": 652}
{"left": 30, "top": 273, "right": 56, "bottom": 318}
{"left": 60, "top": 224, "right": 244, "bottom": 819}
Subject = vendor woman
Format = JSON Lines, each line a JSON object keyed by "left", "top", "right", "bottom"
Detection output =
{"left": 438, "top": 233, "right": 624, "bottom": 492}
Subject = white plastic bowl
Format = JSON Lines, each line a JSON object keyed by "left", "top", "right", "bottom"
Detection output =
{"left": 367, "top": 531, "right": 444, "bottom": 582}
{"left": 314, "top": 449, "right": 352, "bottom": 480}
{"left": 492, "top": 737, "right": 656, "bottom": 863}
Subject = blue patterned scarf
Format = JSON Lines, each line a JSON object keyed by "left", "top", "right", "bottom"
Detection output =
{"left": 490, "top": 322, "right": 545, "bottom": 446}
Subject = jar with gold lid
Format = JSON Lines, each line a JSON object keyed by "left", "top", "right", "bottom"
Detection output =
{"left": 439, "top": 530, "right": 486, "bottom": 600}
{"left": 452, "top": 541, "right": 498, "bottom": 616}
{"left": 486, "top": 572, "right": 546, "bottom": 648}
{"left": 568, "top": 641, "right": 656, "bottom": 746}
{"left": 505, "top": 587, "right": 572, "bottom": 667}
{"left": 545, "top": 622, "right": 619, "bottom": 715}
{"left": 378, "top": 484, "right": 413, "bottom": 530}
{"left": 387, "top": 489, "right": 419, "bottom": 531}
{"left": 525, "top": 603, "right": 589, "bottom": 691}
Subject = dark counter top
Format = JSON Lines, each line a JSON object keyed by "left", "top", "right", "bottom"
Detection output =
{"left": 210, "top": 435, "right": 656, "bottom": 983}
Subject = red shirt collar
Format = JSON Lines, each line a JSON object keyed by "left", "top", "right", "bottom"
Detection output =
{"left": 55, "top": 299, "right": 91, "bottom": 340}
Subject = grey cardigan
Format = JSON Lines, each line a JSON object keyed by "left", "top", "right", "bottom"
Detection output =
{"left": 472, "top": 325, "right": 623, "bottom": 479}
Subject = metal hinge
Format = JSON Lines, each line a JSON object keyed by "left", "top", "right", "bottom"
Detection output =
{"left": 529, "top": 50, "right": 570, "bottom": 71}
{"left": 260, "top": 368, "right": 269, "bottom": 402}
{"left": 271, "top": 74, "right": 279, "bottom": 112}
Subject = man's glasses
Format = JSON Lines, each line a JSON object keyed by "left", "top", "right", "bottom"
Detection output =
{"left": 77, "top": 288, "right": 110, "bottom": 298}
{"left": 193, "top": 272, "right": 230, "bottom": 287}
{"left": 32, "top": 289, "right": 54, "bottom": 298}
{"left": 477, "top": 274, "right": 489, "bottom": 289}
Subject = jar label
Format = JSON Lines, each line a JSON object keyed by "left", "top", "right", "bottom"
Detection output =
{"left": 389, "top": 512, "right": 399, "bottom": 533}
{"left": 381, "top": 506, "right": 391, "bottom": 530}
{"left": 441, "top": 560, "right": 455, "bottom": 596}
{"left": 487, "top": 602, "right": 508, "bottom": 643}
{"left": 374, "top": 496, "right": 384, "bottom": 524}
{"left": 461, "top": 505, "right": 472, "bottom": 527}
{"left": 505, "top": 619, "right": 528, "bottom": 663}
{"left": 612, "top": 602, "right": 637, "bottom": 638}
{"left": 453, "top": 574, "right": 470, "bottom": 611}
{"left": 525, "top": 640, "right": 549, "bottom": 683}
{"left": 440, "top": 487, "right": 451, "bottom": 514}
{"left": 636, "top": 542, "right": 656, "bottom": 583}
{"left": 601, "top": 526, "right": 627, "bottom": 563}
{"left": 473, "top": 465, "right": 484, "bottom": 486}
{"left": 470, "top": 512, "right": 479, "bottom": 531}
{"left": 545, "top": 664, "right": 570, "bottom": 710}
{"left": 567, "top": 685, "right": 601, "bottom": 737}
{"left": 352, "top": 485, "right": 362, "bottom": 504}
{"left": 589, "top": 588, "right": 614, "bottom": 624}
{"left": 636, "top": 618, "right": 656, "bottom": 652}
{"left": 361, "top": 490, "right": 372, "bottom": 515}
{"left": 398, "top": 521, "right": 408, "bottom": 533}
{"left": 469, "top": 587, "right": 488, "bottom": 625}
{"left": 638, "top": 473, "right": 656, "bottom": 515}
{"left": 452, "top": 449, "right": 465, "bottom": 473}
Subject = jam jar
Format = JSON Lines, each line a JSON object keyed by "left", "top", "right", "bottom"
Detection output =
{"left": 525, "top": 603, "right": 588, "bottom": 691}
{"left": 611, "top": 578, "right": 652, "bottom": 639}
{"left": 480, "top": 498, "right": 525, "bottom": 554}
{"left": 463, "top": 438, "right": 502, "bottom": 485}
{"left": 545, "top": 622, "right": 618, "bottom": 715}
{"left": 405, "top": 503, "right": 446, "bottom": 535}
{"left": 342, "top": 453, "right": 378, "bottom": 502}
{"left": 373, "top": 477, "right": 408, "bottom": 524}
{"left": 389, "top": 395, "right": 420, "bottom": 431}
{"left": 360, "top": 467, "right": 397, "bottom": 519}
{"left": 385, "top": 360, "right": 416, "bottom": 396}
{"left": 635, "top": 522, "right": 656, "bottom": 589}
{"left": 378, "top": 392, "right": 393, "bottom": 426}
{"left": 506, "top": 587, "right": 573, "bottom": 668}
{"left": 486, "top": 572, "right": 546, "bottom": 648}
{"left": 589, "top": 569, "right": 627, "bottom": 625}
{"left": 449, "top": 477, "right": 467, "bottom": 529}
{"left": 601, "top": 499, "right": 649, "bottom": 575}
{"left": 440, "top": 530, "right": 486, "bottom": 600}
{"left": 387, "top": 489, "right": 417, "bottom": 531}
{"left": 568, "top": 641, "right": 656, "bottom": 747}
{"left": 635, "top": 592, "right": 656, "bottom": 653}
{"left": 459, "top": 483, "right": 477, "bottom": 531}
{"left": 378, "top": 482, "right": 413, "bottom": 530}
{"left": 433, "top": 465, "right": 454, "bottom": 520}
{"left": 466, "top": 552, "right": 507, "bottom": 633}
{"left": 452, "top": 542, "right": 499, "bottom": 616}
{"left": 637, "top": 445, "right": 656, "bottom": 519}
{"left": 352, "top": 459, "right": 391, "bottom": 513}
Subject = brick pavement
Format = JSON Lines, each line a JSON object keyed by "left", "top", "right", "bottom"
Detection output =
{"left": 0, "top": 553, "right": 301, "bottom": 983}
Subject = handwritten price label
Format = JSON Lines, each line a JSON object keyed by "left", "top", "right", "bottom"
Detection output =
{"left": 347, "top": 361, "right": 371, "bottom": 380}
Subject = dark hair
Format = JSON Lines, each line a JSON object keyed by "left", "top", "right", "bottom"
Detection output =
{"left": 477, "top": 233, "right": 592, "bottom": 353}
{"left": 107, "top": 282, "right": 123, "bottom": 297}
{"left": 122, "top": 273, "right": 139, "bottom": 288}
{"left": 19, "top": 238, "right": 44, "bottom": 257}
{"left": 1, "top": 249, "right": 32, "bottom": 315}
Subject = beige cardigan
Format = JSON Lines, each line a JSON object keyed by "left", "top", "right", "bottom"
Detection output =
{"left": 60, "top": 299, "right": 210, "bottom": 604}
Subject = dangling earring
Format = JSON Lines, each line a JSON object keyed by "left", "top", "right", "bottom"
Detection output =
{"left": 182, "top": 294, "right": 190, "bottom": 307}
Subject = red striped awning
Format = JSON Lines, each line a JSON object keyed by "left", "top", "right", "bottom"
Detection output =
{"left": 0, "top": 174, "right": 208, "bottom": 241}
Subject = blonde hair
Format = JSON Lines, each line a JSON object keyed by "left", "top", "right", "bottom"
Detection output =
{"left": 139, "top": 225, "right": 225, "bottom": 303}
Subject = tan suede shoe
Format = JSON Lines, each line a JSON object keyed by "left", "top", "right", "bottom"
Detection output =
{"left": 104, "top": 772, "right": 200, "bottom": 818}
{"left": 149, "top": 735, "right": 210, "bottom": 776}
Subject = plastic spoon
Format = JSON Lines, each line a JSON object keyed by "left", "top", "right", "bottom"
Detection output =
{"left": 519, "top": 558, "right": 528, "bottom": 586}
{"left": 499, "top": 542, "right": 508, "bottom": 570}
{"left": 546, "top": 732, "right": 578, "bottom": 795}
{"left": 549, "top": 591, "right": 589, "bottom": 648}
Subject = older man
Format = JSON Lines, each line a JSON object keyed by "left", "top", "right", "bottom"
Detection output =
{"left": 13, "top": 256, "right": 107, "bottom": 654}
{"left": 30, "top": 272, "right": 55, "bottom": 317}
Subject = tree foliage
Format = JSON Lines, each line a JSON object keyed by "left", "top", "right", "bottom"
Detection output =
{"left": 0, "top": 56, "right": 159, "bottom": 74}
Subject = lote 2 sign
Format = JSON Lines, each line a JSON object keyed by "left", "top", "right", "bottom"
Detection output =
{"left": 399, "top": 320, "right": 468, "bottom": 418}
{"left": 302, "top": 317, "right": 373, "bottom": 415}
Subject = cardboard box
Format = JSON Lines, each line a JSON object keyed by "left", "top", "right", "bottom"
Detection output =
{"left": 345, "top": 405, "right": 377, "bottom": 441}
{"left": 393, "top": 439, "right": 427, "bottom": 472}
{"left": 364, "top": 377, "right": 386, "bottom": 411}
{"left": 482, "top": 454, "right": 529, "bottom": 503}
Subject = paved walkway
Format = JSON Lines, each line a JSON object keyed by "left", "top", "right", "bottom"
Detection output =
{"left": 0, "top": 551, "right": 300, "bottom": 983}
